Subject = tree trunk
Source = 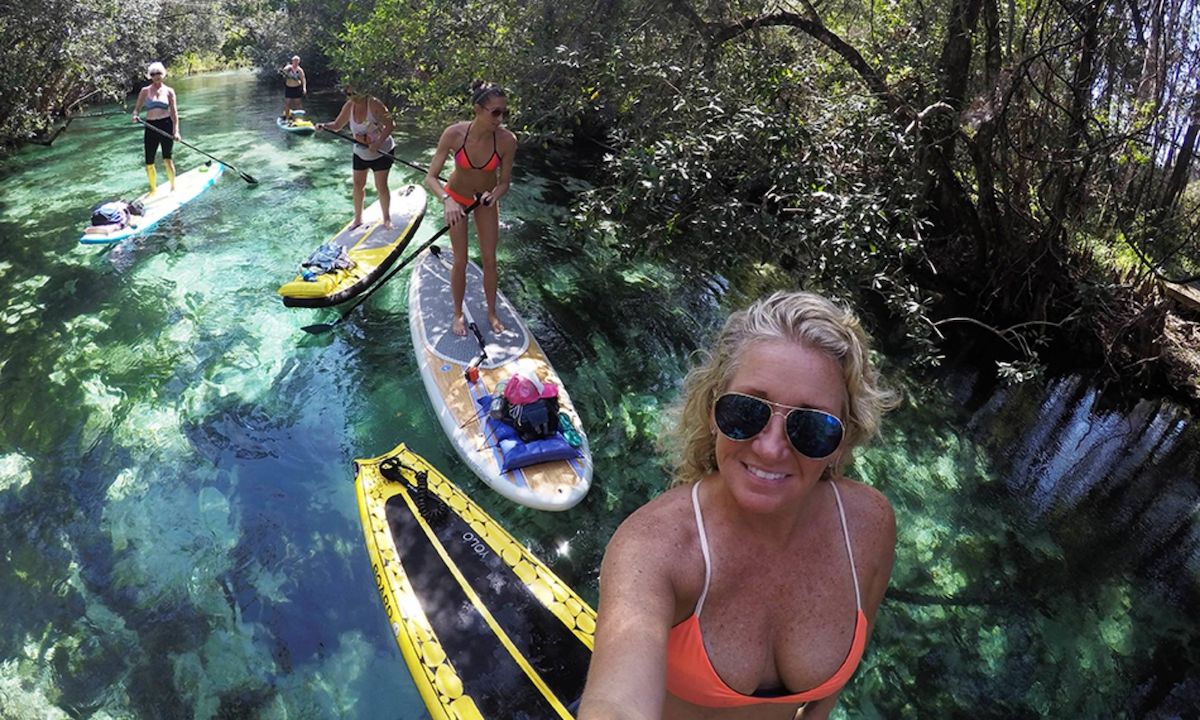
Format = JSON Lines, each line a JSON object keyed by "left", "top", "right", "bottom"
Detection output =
{"left": 1039, "top": 0, "right": 1103, "bottom": 249}
{"left": 1161, "top": 119, "right": 1199, "bottom": 211}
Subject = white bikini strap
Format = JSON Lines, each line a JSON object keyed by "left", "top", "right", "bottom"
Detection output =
{"left": 690, "top": 482, "right": 713, "bottom": 617}
{"left": 829, "top": 482, "right": 863, "bottom": 610}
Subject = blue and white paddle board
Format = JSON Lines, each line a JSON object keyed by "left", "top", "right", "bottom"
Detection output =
{"left": 79, "top": 161, "right": 224, "bottom": 245}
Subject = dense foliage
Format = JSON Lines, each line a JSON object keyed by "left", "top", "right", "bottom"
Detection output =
{"left": 4, "top": 0, "right": 1198, "bottom": 391}
{"left": 231, "top": 0, "right": 360, "bottom": 84}
{"left": 328, "top": 0, "right": 1200, "bottom": 392}
{"left": 0, "top": 0, "right": 244, "bottom": 146}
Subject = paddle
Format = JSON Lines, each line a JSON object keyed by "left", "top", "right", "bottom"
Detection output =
{"left": 318, "top": 127, "right": 447, "bottom": 182}
{"left": 136, "top": 117, "right": 258, "bottom": 184}
{"left": 463, "top": 318, "right": 489, "bottom": 383}
{"left": 300, "top": 197, "right": 482, "bottom": 335}
{"left": 427, "top": 245, "right": 490, "bottom": 379}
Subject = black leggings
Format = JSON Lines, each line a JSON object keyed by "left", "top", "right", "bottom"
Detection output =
{"left": 143, "top": 117, "right": 175, "bottom": 164}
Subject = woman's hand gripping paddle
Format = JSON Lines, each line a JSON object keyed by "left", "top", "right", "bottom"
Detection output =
{"left": 136, "top": 117, "right": 258, "bottom": 184}
{"left": 317, "top": 127, "right": 447, "bottom": 183}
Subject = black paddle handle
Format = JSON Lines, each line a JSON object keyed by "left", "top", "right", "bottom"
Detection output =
{"left": 136, "top": 117, "right": 257, "bottom": 184}
{"left": 468, "top": 322, "right": 488, "bottom": 360}
{"left": 318, "top": 127, "right": 447, "bottom": 183}
{"left": 464, "top": 321, "right": 489, "bottom": 382}
{"left": 332, "top": 197, "right": 483, "bottom": 323}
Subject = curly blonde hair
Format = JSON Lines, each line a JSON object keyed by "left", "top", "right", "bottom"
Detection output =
{"left": 663, "top": 290, "right": 897, "bottom": 486}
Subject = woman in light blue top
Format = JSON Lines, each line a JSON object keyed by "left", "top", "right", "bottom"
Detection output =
{"left": 131, "top": 61, "right": 179, "bottom": 195}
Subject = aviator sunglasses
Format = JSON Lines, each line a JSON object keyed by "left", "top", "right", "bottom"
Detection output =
{"left": 485, "top": 105, "right": 509, "bottom": 118}
{"left": 713, "top": 392, "right": 845, "bottom": 459}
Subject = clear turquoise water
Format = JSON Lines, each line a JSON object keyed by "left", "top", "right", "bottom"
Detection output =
{"left": 1, "top": 71, "right": 1197, "bottom": 719}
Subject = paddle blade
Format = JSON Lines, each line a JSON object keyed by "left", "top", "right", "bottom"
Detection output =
{"left": 301, "top": 322, "right": 336, "bottom": 335}
{"left": 240, "top": 171, "right": 259, "bottom": 184}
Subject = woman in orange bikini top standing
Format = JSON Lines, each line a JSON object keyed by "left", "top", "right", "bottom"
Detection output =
{"left": 424, "top": 80, "right": 517, "bottom": 336}
{"left": 579, "top": 291, "right": 899, "bottom": 720}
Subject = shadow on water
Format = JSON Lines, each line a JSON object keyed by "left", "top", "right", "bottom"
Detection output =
{"left": 967, "top": 375, "right": 1200, "bottom": 718}
{"left": 854, "top": 369, "right": 1200, "bottom": 719}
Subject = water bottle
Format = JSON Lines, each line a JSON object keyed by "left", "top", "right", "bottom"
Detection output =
{"left": 301, "top": 267, "right": 317, "bottom": 282}
{"left": 489, "top": 380, "right": 508, "bottom": 421}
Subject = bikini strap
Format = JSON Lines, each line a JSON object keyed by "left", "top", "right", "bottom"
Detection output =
{"left": 690, "top": 482, "right": 713, "bottom": 617}
{"left": 829, "top": 482, "right": 863, "bottom": 610}
{"left": 460, "top": 121, "right": 473, "bottom": 152}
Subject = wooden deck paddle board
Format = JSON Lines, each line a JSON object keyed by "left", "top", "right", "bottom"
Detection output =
{"left": 408, "top": 247, "right": 592, "bottom": 511}
{"left": 355, "top": 443, "right": 594, "bottom": 718}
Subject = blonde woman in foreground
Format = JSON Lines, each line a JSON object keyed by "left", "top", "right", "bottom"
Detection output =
{"left": 580, "top": 290, "right": 898, "bottom": 720}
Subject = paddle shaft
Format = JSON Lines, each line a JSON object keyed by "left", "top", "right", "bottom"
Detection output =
{"left": 319, "top": 127, "right": 447, "bottom": 183}
{"left": 323, "top": 197, "right": 482, "bottom": 327}
{"left": 136, "top": 117, "right": 257, "bottom": 184}
{"left": 429, "top": 245, "right": 490, "bottom": 373}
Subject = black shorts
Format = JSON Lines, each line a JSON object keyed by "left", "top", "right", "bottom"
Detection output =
{"left": 353, "top": 152, "right": 394, "bottom": 172}
{"left": 284, "top": 84, "right": 304, "bottom": 99}
{"left": 143, "top": 116, "right": 174, "bottom": 164}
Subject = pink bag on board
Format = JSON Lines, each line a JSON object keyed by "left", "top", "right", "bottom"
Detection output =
{"left": 502, "top": 372, "right": 560, "bottom": 405}
{"left": 503, "top": 374, "right": 542, "bottom": 405}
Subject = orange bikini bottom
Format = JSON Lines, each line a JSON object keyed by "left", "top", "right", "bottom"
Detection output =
{"left": 444, "top": 184, "right": 477, "bottom": 206}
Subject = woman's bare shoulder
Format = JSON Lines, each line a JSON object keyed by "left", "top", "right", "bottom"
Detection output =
{"left": 439, "top": 121, "right": 467, "bottom": 144}
{"left": 836, "top": 477, "right": 895, "bottom": 536}
{"left": 834, "top": 474, "right": 893, "bottom": 513}
{"left": 606, "top": 485, "right": 696, "bottom": 557}
{"left": 369, "top": 96, "right": 391, "bottom": 113}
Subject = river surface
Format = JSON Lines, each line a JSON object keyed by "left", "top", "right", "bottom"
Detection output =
{"left": 0, "top": 71, "right": 1196, "bottom": 719}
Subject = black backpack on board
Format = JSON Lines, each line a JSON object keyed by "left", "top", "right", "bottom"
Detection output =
{"left": 491, "top": 394, "right": 560, "bottom": 443}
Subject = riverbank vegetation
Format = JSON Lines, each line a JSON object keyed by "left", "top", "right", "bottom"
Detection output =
{"left": 5, "top": 0, "right": 1199, "bottom": 407}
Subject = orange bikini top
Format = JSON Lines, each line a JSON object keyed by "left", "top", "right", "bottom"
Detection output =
{"left": 454, "top": 122, "right": 501, "bottom": 172}
{"left": 664, "top": 481, "right": 868, "bottom": 708}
